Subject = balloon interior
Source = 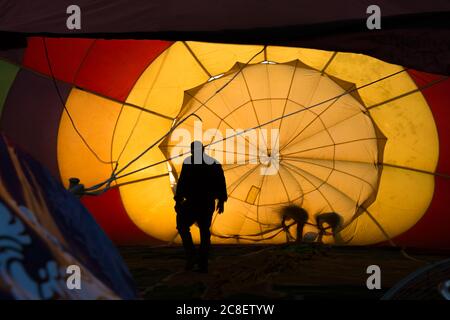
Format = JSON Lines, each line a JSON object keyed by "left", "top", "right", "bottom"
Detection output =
{"left": 1, "top": 39, "right": 449, "bottom": 249}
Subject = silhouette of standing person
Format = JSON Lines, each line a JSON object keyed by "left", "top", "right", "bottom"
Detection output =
{"left": 174, "top": 141, "right": 227, "bottom": 273}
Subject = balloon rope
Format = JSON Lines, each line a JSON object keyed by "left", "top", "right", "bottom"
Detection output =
{"left": 362, "top": 207, "right": 429, "bottom": 264}
{"left": 114, "top": 46, "right": 267, "bottom": 177}
{"left": 85, "top": 46, "right": 268, "bottom": 191}
{"left": 116, "top": 67, "right": 450, "bottom": 182}
{"left": 42, "top": 38, "right": 116, "bottom": 165}
{"left": 114, "top": 67, "right": 409, "bottom": 181}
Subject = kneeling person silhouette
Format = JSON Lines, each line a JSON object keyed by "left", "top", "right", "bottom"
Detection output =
{"left": 174, "top": 141, "right": 227, "bottom": 273}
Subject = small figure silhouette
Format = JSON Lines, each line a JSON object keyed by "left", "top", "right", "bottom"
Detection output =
{"left": 315, "top": 212, "right": 343, "bottom": 244}
{"left": 174, "top": 141, "right": 227, "bottom": 273}
{"left": 68, "top": 177, "right": 85, "bottom": 198}
{"left": 280, "top": 205, "right": 309, "bottom": 243}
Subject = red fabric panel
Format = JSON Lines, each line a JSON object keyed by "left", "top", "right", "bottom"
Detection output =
{"left": 73, "top": 40, "right": 172, "bottom": 101}
{"left": 23, "top": 38, "right": 173, "bottom": 101}
{"left": 404, "top": 177, "right": 450, "bottom": 249}
{"left": 23, "top": 37, "right": 95, "bottom": 83}
{"left": 81, "top": 188, "right": 162, "bottom": 245}
{"left": 394, "top": 70, "right": 450, "bottom": 249}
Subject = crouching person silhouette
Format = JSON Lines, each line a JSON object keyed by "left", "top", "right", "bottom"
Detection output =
{"left": 174, "top": 141, "right": 227, "bottom": 273}
{"left": 315, "top": 212, "right": 343, "bottom": 244}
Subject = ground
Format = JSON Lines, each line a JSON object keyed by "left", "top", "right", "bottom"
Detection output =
{"left": 118, "top": 244, "right": 448, "bottom": 300}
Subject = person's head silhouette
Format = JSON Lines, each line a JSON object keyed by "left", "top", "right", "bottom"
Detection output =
{"left": 191, "top": 140, "right": 204, "bottom": 164}
{"left": 69, "top": 177, "right": 80, "bottom": 187}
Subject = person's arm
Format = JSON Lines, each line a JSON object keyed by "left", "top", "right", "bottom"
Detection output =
{"left": 69, "top": 183, "right": 111, "bottom": 198}
{"left": 174, "top": 163, "right": 187, "bottom": 203}
{"left": 216, "top": 163, "right": 227, "bottom": 213}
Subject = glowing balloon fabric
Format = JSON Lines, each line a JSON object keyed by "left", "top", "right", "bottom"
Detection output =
{"left": 0, "top": 38, "right": 449, "bottom": 248}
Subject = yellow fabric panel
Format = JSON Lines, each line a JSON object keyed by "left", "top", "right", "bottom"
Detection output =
{"left": 110, "top": 105, "right": 172, "bottom": 178}
{"left": 186, "top": 42, "right": 264, "bottom": 75}
{"left": 241, "top": 62, "right": 297, "bottom": 100}
{"left": 119, "top": 173, "right": 178, "bottom": 241}
{"left": 227, "top": 164, "right": 265, "bottom": 204}
{"left": 112, "top": 107, "right": 175, "bottom": 241}
{"left": 266, "top": 46, "right": 335, "bottom": 70}
{"left": 163, "top": 62, "right": 382, "bottom": 244}
{"left": 57, "top": 42, "right": 438, "bottom": 246}
{"left": 212, "top": 200, "right": 256, "bottom": 236}
{"left": 325, "top": 53, "right": 417, "bottom": 110}
{"left": 126, "top": 41, "right": 210, "bottom": 118}
{"left": 369, "top": 92, "right": 438, "bottom": 171}
{"left": 340, "top": 92, "right": 438, "bottom": 243}
{"left": 284, "top": 68, "right": 322, "bottom": 107}
{"left": 277, "top": 165, "right": 305, "bottom": 201}
{"left": 213, "top": 164, "right": 291, "bottom": 244}
{"left": 259, "top": 173, "right": 293, "bottom": 205}
{"left": 58, "top": 88, "right": 121, "bottom": 188}
{"left": 283, "top": 160, "right": 369, "bottom": 223}
{"left": 321, "top": 52, "right": 438, "bottom": 245}
{"left": 58, "top": 88, "right": 176, "bottom": 242}
{"left": 211, "top": 200, "right": 285, "bottom": 244}
{"left": 179, "top": 70, "right": 251, "bottom": 121}
{"left": 276, "top": 102, "right": 321, "bottom": 148}
{"left": 340, "top": 167, "right": 435, "bottom": 245}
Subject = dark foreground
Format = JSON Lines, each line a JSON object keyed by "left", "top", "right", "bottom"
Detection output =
{"left": 118, "top": 245, "right": 448, "bottom": 300}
